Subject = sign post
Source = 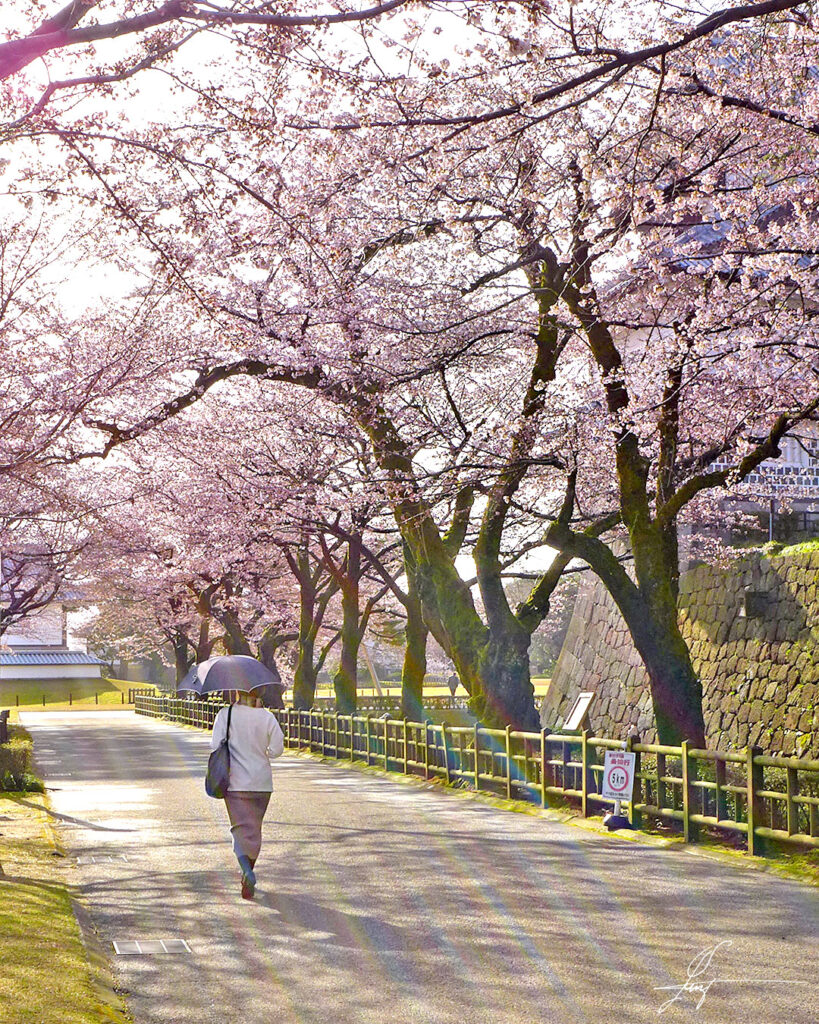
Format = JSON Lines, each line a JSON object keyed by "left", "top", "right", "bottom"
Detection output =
{"left": 601, "top": 749, "right": 636, "bottom": 830}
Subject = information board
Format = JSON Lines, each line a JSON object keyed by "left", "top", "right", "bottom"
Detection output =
{"left": 601, "top": 750, "right": 636, "bottom": 803}
{"left": 563, "top": 691, "right": 595, "bottom": 732}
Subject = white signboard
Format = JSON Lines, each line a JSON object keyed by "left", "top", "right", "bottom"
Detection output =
{"left": 563, "top": 691, "right": 595, "bottom": 731}
{"left": 601, "top": 750, "right": 636, "bottom": 803}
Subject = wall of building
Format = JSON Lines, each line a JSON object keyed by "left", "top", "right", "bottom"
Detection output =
{"left": 543, "top": 543, "right": 819, "bottom": 757}
{"left": 0, "top": 664, "right": 102, "bottom": 680}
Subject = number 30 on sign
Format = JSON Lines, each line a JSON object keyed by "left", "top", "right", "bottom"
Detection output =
{"left": 601, "top": 751, "right": 636, "bottom": 802}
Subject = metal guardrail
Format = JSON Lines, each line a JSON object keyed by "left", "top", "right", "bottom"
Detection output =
{"left": 134, "top": 696, "right": 819, "bottom": 856}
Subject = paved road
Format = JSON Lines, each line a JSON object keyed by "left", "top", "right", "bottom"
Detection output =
{"left": 21, "top": 711, "right": 818, "bottom": 1024}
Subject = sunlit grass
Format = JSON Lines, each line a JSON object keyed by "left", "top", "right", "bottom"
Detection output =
{"left": 1, "top": 677, "right": 156, "bottom": 711}
{"left": 0, "top": 794, "right": 128, "bottom": 1023}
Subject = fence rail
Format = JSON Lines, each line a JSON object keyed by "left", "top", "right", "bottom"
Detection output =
{"left": 135, "top": 696, "right": 819, "bottom": 857}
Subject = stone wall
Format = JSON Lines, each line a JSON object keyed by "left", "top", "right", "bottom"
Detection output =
{"left": 542, "top": 543, "right": 819, "bottom": 756}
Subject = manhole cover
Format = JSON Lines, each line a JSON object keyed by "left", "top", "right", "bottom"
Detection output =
{"left": 113, "top": 939, "right": 192, "bottom": 955}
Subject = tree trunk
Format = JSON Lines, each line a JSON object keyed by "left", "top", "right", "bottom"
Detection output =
{"left": 630, "top": 524, "right": 705, "bottom": 746}
{"left": 172, "top": 636, "right": 191, "bottom": 684}
{"left": 220, "top": 610, "right": 252, "bottom": 656}
{"left": 633, "top": 604, "right": 705, "bottom": 746}
{"left": 470, "top": 627, "right": 538, "bottom": 730}
{"left": 293, "top": 642, "right": 317, "bottom": 709}
{"left": 551, "top": 524, "right": 706, "bottom": 746}
{"left": 359, "top": 404, "right": 544, "bottom": 730}
{"left": 401, "top": 588, "right": 427, "bottom": 720}
{"left": 294, "top": 583, "right": 318, "bottom": 710}
{"left": 195, "top": 617, "right": 215, "bottom": 663}
{"left": 333, "top": 537, "right": 361, "bottom": 715}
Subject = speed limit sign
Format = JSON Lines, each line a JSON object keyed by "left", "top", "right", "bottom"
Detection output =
{"left": 601, "top": 750, "right": 636, "bottom": 802}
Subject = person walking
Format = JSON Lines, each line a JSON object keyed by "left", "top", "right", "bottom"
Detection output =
{"left": 210, "top": 690, "right": 284, "bottom": 899}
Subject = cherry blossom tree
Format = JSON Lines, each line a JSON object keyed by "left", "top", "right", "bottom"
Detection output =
{"left": 6, "top": 1, "right": 819, "bottom": 743}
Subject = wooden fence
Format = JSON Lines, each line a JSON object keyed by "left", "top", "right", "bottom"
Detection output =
{"left": 135, "top": 696, "right": 819, "bottom": 856}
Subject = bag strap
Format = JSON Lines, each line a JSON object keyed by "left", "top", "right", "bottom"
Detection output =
{"left": 225, "top": 703, "right": 233, "bottom": 744}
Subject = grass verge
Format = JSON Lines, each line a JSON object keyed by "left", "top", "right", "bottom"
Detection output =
{"left": 0, "top": 787, "right": 130, "bottom": 1023}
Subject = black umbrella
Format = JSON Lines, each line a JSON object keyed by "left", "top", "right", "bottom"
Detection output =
{"left": 176, "top": 655, "right": 278, "bottom": 696}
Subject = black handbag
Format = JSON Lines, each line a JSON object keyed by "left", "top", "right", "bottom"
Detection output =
{"left": 205, "top": 705, "right": 233, "bottom": 798}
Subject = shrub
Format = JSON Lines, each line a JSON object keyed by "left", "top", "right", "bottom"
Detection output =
{"left": 0, "top": 727, "right": 42, "bottom": 792}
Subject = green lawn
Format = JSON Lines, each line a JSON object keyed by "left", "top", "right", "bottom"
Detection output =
{"left": 1, "top": 677, "right": 156, "bottom": 710}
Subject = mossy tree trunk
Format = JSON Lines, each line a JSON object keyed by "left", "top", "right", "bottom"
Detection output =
{"left": 332, "top": 533, "right": 361, "bottom": 714}
{"left": 558, "top": 215, "right": 709, "bottom": 745}
{"left": 284, "top": 540, "right": 339, "bottom": 711}
{"left": 323, "top": 530, "right": 390, "bottom": 715}
{"left": 400, "top": 562, "right": 427, "bottom": 721}
{"left": 351, "top": 273, "right": 572, "bottom": 730}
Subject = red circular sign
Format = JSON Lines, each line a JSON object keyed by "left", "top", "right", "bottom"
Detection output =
{"left": 606, "top": 766, "right": 629, "bottom": 792}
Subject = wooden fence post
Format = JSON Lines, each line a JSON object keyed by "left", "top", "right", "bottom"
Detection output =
{"left": 365, "top": 715, "right": 372, "bottom": 766}
{"left": 424, "top": 720, "right": 431, "bottom": 780}
{"left": 657, "top": 752, "right": 667, "bottom": 814}
{"left": 474, "top": 724, "right": 480, "bottom": 792}
{"left": 349, "top": 716, "right": 356, "bottom": 762}
{"left": 403, "top": 718, "right": 409, "bottom": 774}
{"left": 441, "top": 722, "right": 451, "bottom": 784}
{"left": 747, "top": 745, "right": 765, "bottom": 856}
{"left": 786, "top": 766, "right": 799, "bottom": 836}
{"left": 627, "top": 732, "right": 642, "bottom": 829}
{"left": 681, "top": 741, "right": 699, "bottom": 844}
{"left": 581, "top": 730, "right": 590, "bottom": 817}
{"left": 334, "top": 712, "right": 340, "bottom": 759}
{"left": 540, "top": 728, "right": 548, "bottom": 808}
{"left": 505, "top": 725, "right": 512, "bottom": 800}
{"left": 383, "top": 719, "right": 389, "bottom": 771}
{"left": 715, "top": 756, "right": 728, "bottom": 823}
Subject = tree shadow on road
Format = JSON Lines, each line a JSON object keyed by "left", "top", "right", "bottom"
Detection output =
{"left": 252, "top": 889, "right": 427, "bottom": 950}
{"left": 13, "top": 797, "right": 136, "bottom": 833}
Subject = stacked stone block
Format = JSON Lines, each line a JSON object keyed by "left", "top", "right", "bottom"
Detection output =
{"left": 543, "top": 545, "right": 819, "bottom": 756}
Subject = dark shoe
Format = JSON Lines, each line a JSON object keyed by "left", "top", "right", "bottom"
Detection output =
{"left": 237, "top": 853, "right": 256, "bottom": 899}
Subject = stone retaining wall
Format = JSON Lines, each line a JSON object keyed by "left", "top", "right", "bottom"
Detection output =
{"left": 542, "top": 544, "right": 819, "bottom": 756}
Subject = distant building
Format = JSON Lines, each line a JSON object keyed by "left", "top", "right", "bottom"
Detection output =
{"left": 0, "top": 602, "right": 104, "bottom": 687}
{"left": 712, "top": 432, "right": 819, "bottom": 543}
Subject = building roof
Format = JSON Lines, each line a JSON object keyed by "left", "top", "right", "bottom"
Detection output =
{"left": 0, "top": 651, "right": 105, "bottom": 666}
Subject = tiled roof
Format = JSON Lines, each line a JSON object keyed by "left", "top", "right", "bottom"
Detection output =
{"left": 0, "top": 651, "right": 104, "bottom": 666}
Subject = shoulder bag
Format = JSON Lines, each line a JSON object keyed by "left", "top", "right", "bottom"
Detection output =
{"left": 205, "top": 704, "right": 233, "bottom": 799}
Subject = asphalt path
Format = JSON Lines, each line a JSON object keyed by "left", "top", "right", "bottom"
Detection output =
{"left": 21, "top": 710, "right": 819, "bottom": 1024}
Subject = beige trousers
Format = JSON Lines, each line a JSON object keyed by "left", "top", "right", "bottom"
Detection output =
{"left": 224, "top": 791, "right": 271, "bottom": 862}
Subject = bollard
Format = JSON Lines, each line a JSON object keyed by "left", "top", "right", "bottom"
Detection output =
{"left": 42, "top": 693, "right": 46, "bottom": 707}
{"left": 69, "top": 692, "right": 72, "bottom": 706}
{"left": 95, "top": 692, "right": 99, "bottom": 705}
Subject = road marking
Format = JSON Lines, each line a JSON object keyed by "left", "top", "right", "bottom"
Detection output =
{"left": 77, "top": 855, "right": 130, "bottom": 864}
